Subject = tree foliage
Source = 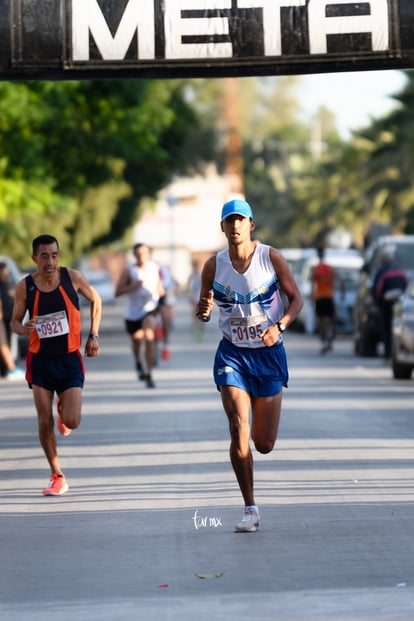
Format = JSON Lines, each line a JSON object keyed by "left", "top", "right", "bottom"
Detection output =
{"left": 1, "top": 70, "right": 413, "bottom": 265}
{"left": 241, "top": 71, "right": 411, "bottom": 250}
{"left": 0, "top": 80, "right": 198, "bottom": 264}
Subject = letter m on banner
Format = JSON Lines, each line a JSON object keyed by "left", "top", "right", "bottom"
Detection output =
{"left": 72, "top": 0, "right": 155, "bottom": 61}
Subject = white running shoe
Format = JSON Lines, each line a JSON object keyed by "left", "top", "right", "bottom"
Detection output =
{"left": 235, "top": 508, "right": 260, "bottom": 533}
{"left": 6, "top": 367, "right": 25, "bottom": 381}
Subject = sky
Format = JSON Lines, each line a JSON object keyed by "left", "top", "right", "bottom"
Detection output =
{"left": 296, "top": 69, "right": 409, "bottom": 138}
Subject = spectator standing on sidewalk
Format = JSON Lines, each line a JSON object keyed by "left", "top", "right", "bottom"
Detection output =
{"left": 0, "top": 261, "right": 26, "bottom": 380}
{"left": 0, "top": 262, "right": 14, "bottom": 344}
{"left": 372, "top": 249, "right": 408, "bottom": 361}
{"left": 115, "top": 243, "right": 164, "bottom": 388}
{"left": 0, "top": 298, "right": 25, "bottom": 380}
{"left": 10, "top": 234, "right": 102, "bottom": 496}
{"left": 197, "top": 199, "right": 303, "bottom": 533}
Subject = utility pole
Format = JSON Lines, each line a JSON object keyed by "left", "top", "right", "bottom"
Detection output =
{"left": 221, "top": 78, "right": 245, "bottom": 195}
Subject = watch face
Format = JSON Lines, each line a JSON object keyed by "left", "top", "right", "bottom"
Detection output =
{"left": 279, "top": 322, "right": 286, "bottom": 332}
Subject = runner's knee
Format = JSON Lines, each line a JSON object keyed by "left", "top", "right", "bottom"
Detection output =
{"left": 253, "top": 437, "right": 275, "bottom": 454}
{"left": 38, "top": 413, "right": 54, "bottom": 435}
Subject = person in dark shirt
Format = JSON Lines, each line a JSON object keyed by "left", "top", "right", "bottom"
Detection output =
{"left": 372, "top": 249, "right": 408, "bottom": 360}
{"left": 0, "top": 261, "right": 25, "bottom": 379}
{"left": 11, "top": 235, "right": 102, "bottom": 496}
{"left": 0, "top": 262, "right": 14, "bottom": 342}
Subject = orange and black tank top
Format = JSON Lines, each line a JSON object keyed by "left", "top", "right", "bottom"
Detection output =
{"left": 26, "top": 267, "right": 81, "bottom": 357}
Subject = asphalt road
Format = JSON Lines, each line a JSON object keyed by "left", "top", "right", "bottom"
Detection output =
{"left": 1, "top": 297, "right": 414, "bottom": 621}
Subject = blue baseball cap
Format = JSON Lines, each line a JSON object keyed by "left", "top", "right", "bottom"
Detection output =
{"left": 221, "top": 199, "right": 254, "bottom": 221}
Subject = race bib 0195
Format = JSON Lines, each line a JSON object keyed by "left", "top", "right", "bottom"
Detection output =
{"left": 230, "top": 314, "right": 267, "bottom": 346}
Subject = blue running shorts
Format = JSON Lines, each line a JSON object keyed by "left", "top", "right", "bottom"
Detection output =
{"left": 213, "top": 337, "right": 288, "bottom": 398}
{"left": 26, "top": 350, "right": 85, "bottom": 394}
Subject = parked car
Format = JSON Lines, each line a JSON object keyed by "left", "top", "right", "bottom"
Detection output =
{"left": 353, "top": 235, "right": 414, "bottom": 356}
{"left": 81, "top": 269, "right": 115, "bottom": 306}
{"left": 289, "top": 248, "right": 363, "bottom": 334}
{"left": 280, "top": 248, "right": 316, "bottom": 280}
{"left": 391, "top": 280, "right": 414, "bottom": 379}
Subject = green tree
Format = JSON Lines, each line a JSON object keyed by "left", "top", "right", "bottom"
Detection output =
{"left": 241, "top": 84, "right": 342, "bottom": 247}
{"left": 242, "top": 72, "right": 410, "bottom": 249}
{"left": 360, "top": 71, "right": 414, "bottom": 236}
{"left": 0, "top": 80, "right": 198, "bottom": 264}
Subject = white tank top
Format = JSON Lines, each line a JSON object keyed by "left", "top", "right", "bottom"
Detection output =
{"left": 124, "top": 261, "right": 160, "bottom": 321}
{"left": 213, "top": 244, "right": 285, "bottom": 349}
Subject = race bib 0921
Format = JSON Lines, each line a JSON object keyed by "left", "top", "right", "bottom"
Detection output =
{"left": 35, "top": 310, "right": 69, "bottom": 339}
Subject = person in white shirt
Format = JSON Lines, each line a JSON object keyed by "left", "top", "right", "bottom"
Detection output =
{"left": 197, "top": 199, "right": 303, "bottom": 532}
{"left": 156, "top": 261, "right": 176, "bottom": 361}
{"left": 115, "top": 243, "right": 164, "bottom": 388}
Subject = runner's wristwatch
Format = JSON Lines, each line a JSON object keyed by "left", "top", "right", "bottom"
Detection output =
{"left": 88, "top": 333, "right": 99, "bottom": 341}
{"left": 196, "top": 311, "right": 210, "bottom": 323}
{"left": 275, "top": 321, "right": 286, "bottom": 333}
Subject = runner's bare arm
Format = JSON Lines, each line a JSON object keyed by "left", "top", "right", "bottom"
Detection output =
{"left": 196, "top": 256, "right": 216, "bottom": 320}
{"left": 157, "top": 275, "right": 166, "bottom": 299}
{"left": 10, "top": 279, "right": 36, "bottom": 336}
{"left": 68, "top": 269, "right": 102, "bottom": 353}
{"left": 114, "top": 267, "right": 142, "bottom": 297}
{"left": 269, "top": 247, "right": 303, "bottom": 327}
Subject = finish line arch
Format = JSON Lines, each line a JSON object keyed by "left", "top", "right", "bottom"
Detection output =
{"left": 2, "top": 0, "right": 414, "bottom": 80}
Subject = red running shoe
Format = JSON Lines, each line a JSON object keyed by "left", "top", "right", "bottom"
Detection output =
{"left": 56, "top": 398, "right": 72, "bottom": 436}
{"left": 42, "top": 473, "right": 69, "bottom": 496}
{"left": 162, "top": 348, "right": 170, "bottom": 361}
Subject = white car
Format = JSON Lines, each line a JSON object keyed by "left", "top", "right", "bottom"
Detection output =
{"left": 391, "top": 279, "right": 414, "bottom": 379}
{"left": 280, "top": 248, "right": 316, "bottom": 281}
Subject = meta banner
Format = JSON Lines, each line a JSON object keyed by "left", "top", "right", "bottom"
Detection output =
{"left": 2, "top": 0, "right": 414, "bottom": 80}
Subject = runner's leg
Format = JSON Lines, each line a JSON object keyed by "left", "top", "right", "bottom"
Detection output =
{"left": 221, "top": 385, "right": 255, "bottom": 507}
{"left": 58, "top": 386, "right": 82, "bottom": 430}
{"left": 32, "top": 385, "right": 62, "bottom": 475}
{"left": 251, "top": 391, "right": 282, "bottom": 454}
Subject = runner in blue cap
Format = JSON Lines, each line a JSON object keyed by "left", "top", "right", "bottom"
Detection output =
{"left": 221, "top": 199, "right": 253, "bottom": 221}
{"left": 196, "top": 198, "right": 303, "bottom": 532}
